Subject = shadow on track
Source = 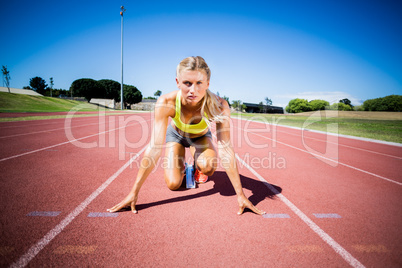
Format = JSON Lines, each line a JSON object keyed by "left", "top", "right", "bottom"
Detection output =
{"left": 126, "top": 171, "right": 282, "bottom": 213}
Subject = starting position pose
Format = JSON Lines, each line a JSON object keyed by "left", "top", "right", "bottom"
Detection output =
{"left": 108, "top": 56, "right": 265, "bottom": 215}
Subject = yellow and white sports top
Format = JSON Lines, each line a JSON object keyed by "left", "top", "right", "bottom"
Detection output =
{"left": 172, "top": 91, "right": 209, "bottom": 134}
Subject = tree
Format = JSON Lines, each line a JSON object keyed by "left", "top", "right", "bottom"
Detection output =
{"left": 265, "top": 97, "right": 272, "bottom": 106}
{"left": 52, "top": 88, "right": 69, "bottom": 98}
{"left": 363, "top": 95, "right": 402, "bottom": 111}
{"left": 1, "top": 65, "right": 11, "bottom": 93}
{"left": 340, "top": 98, "right": 353, "bottom": 109}
{"left": 383, "top": 95, "right": 402, "bottom": 111}
{"left": 259, "top": 101, "right": 264, "bottom": 112}
{"left": 354, "top": 105, "right": 364, "bottom": 111}
{"left": 154, "top": 90, "right": 162, "bottom": 97}
{"left": 123, "top": 84, "right": 142, "bottom": 108}
{"left": 329, "top": 102, "right": 352, "bottom": 111}
{"left": 232, "top": 100, "right": 241, "bottom": 111}
{"left": 232, "top": 100, "right": 246, "bottom": 112}
{"left": 70, "top": 78, "right": 103, "bottom": 102}
{"left": 98, "top": 79, "right": 121, "bottom": 101}
{"left": 309, "top": 99, "right": 329, "bottom": 111}
{"left": 286, "top": 98, "right": 311, "bottom": 113}
{"left": 30, "top": 76, "right": 47, "bottom": 95}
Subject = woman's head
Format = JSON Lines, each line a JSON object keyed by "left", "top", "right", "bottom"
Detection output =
{"left": 176, "top": 56, "right": 227, "bottom": 123}
{"left": 176, "top": 56, "right": 211, "bottom": 81}
{"left": 176, "top": 56, "right": 210, "bottom": 106}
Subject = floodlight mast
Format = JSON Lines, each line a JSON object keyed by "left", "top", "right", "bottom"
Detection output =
{"left": 120, "top": 6, "right": 126, "bottom": 110}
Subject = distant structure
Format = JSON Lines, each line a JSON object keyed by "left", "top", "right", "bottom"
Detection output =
{"left": 131, "top": 99, "right": 157, "bottom": 111}
{"left": 0, "top": 87, "right": 42, "bottom": 96}
{"left": 243, "top": 102, "right": 284, "bottom": 114}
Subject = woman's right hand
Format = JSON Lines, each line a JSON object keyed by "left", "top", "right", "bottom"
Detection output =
{"left": 107, "top": 192, "right": 138, "bottom": 214}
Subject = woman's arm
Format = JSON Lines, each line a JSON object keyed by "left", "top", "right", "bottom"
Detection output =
{"left": 216, "top": 100, "right": 265, "bottom": 215}
{"left": 107, "top": 96, "right": 173, "bottom": 213}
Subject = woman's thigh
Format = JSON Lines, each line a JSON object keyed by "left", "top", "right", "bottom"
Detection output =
{"left": 164, "top": 142, "right": 186, "bottom": 190}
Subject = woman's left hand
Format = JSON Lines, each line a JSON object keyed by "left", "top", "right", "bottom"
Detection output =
{"left": 237, "top": 195, "right": 266, "bottom": 215}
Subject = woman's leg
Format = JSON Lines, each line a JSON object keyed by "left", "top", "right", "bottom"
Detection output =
{"left": 164, "top": 142, "right": 186, "bottom": 190}
{"left": 190, "top": 137, "right": 218, "bottom": 176}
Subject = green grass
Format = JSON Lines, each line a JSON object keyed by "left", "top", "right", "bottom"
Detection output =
{"left": 233, "top": 112, "right": 402, "bottom": 144}
{"left": 0, "top": 92, "right": 139, "bottom": 122}
{"left": 0, "top": 92, "right": 100, "bottom": 113}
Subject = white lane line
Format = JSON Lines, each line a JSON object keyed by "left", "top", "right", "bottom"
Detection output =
{"left": 262, "top": 213, "right": 290, "bottom": 218}
{"left": 0, "top": 115, "right": 100, "bottom": 129}
{"left": 278, "top": 128, "right": 402, "bottom": 160}
{"left": 26, "top": 211, "right": 61, "bottom": 217}
{"left": 9, "top": 146, "right": 147, "bottom": 268}
{"left": 0, "top": 112, "right": 138, "bottom": 129}
{"left": 235, "top": 153, "right": 365, "bottom": 268}
{"left": 235, "top": 117, "right": 402, "bottom": 159}
{"left": 313, "top": 213, "right": 342, "bottom": 218}
{"left": 281, "top": 128, "right": 402, "bottom": 160}
{"left": 0, "top": 119, "right": 150, "bottom": 162}
{"left": 236, "top": 125, "right": 402, "bottom": 186}
{"left": 87, "top": 212, "right": 118, "bottom": 218}
{"left": 0, "top": 122, "right": 103, "bottom": 139}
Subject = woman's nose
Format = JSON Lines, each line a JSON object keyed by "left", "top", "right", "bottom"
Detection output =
{"left": 189, "top": 84, "right": 195, "bottom": 93}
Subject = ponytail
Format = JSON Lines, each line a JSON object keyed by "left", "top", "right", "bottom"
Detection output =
{"left": 200, "top": 89, "right": 227, "bottom": 123}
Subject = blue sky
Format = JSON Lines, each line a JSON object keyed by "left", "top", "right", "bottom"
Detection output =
{"left": 1, "top": 0, "right": 401, "bottom": 108}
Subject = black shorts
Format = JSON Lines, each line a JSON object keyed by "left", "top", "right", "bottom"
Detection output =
{"left": 165, "top": 124, "right": 212, "bottom": 148}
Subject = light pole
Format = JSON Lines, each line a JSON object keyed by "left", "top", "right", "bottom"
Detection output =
{"left": 120, "top": 6, "right": 126, "bottom": 110}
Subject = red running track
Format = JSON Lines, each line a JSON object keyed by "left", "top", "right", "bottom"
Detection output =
{"left": 0, "top": 112, "right": 401, "bottom": 267}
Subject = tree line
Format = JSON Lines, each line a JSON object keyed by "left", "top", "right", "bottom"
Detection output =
{"left": 23, "top": 76, "right": 143, "bottom": 108}
{"left": 362, "top": 95, "right": 401, "bottom": 112}
{"left": 11, "top": 73, "right": 402, "bottom": 113}
{"left": 23, "top": 76, "right": 69, "bottom": 97}
{"left": 286, "top": 98, "right": 353, "bottom": 113}
{"left": 70, "top": 78, "right": 142, "bottom": 108}
{"left": 286, "top": 95, "right": 401, "bottom": 113}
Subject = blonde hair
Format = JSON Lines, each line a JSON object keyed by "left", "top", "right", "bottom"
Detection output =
{"left": 176, "top": 56, "right": 227, "bottom": 123}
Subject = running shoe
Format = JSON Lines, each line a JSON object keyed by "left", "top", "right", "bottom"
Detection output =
{"left": 194, "top": 168, "right": 208, "bottom": 183}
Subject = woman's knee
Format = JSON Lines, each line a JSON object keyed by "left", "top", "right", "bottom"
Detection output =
{"left": 166, "top": 180, "right": 181, "bottom": 191}
{"left": 196, "top": 157, "right": 217, "bottom": 176}
{"left": 200, "top": 165, "right": 216, "bottom": 176}
{"left": 164, "top": 173, "right": 183, "bottom": 191}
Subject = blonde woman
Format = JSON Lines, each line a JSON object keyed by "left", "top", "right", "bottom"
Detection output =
{"left": 108, "top": 56, "right": 265, "bottom": 216}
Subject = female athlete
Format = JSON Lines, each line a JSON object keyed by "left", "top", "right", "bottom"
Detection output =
{"left": 107, "top": 56, "right": 265, "bottom": 216}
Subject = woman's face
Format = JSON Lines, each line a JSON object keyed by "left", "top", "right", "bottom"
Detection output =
{"left": 176, "top": 70, "right": 210, "bottom": 106}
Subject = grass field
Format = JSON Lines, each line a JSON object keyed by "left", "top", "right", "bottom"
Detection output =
{"left": 0, "top": 92, "right": 100, "bottom": 113}
{"left": 233, "top": 111, "right": 402, "bottom": 144}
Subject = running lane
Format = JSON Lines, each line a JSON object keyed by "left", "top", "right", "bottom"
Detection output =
{"left": 0, "top": 113, "right": 152, "bottom": 267}
{"left": 232, "top": 117, "right": 402, "bottom": 267}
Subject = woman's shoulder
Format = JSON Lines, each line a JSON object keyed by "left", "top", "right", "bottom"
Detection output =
{"left": 154, "top": 90, "right": 179, "bottom": 118}
{"left": 156, "top": 90, "right": 179, "bottom": 105}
